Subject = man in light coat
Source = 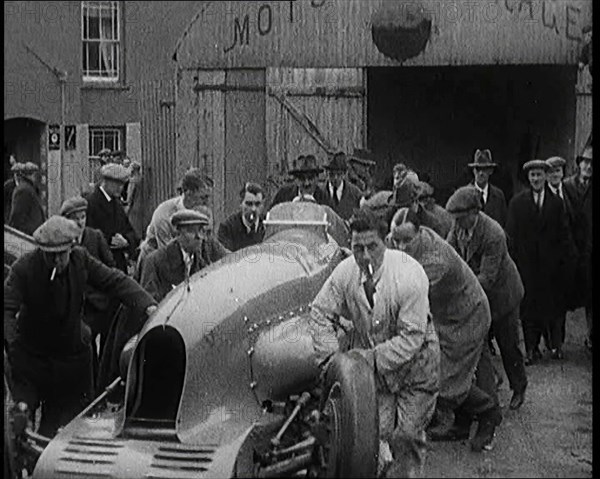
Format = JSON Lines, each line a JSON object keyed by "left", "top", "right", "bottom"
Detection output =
{"left": 308, "top": 208, "right": 439, "bottom": 477}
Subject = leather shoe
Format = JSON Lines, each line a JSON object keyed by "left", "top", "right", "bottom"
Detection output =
{"left": 471, "top": 407, "right": 502, "bottom": 452}
{"left": 509, "top": 390, "right": 525, "bottom": 410}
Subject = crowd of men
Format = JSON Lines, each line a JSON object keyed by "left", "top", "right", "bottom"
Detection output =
{"left": 3, "top": 143, "right": 592, "bottom": 477}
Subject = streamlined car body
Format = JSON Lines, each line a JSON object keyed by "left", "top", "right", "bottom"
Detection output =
{"left": 5, "top": 203, "right": 378, "bottom": 478}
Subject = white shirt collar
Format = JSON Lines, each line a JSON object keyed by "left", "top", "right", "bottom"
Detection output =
{"left": 99, "top": 185, "right": 112, "bottom": 202}
{"left": 548, "top": 183, "right": 563, "bottom": 198}
{"left": 328, "top": 181, "right": 345, "bottom": 202}
{"left": 241, "top": 213, "right": 259, "bottom": 233}
{"left": 533, "top": 188, "right": 545, "bottom": 205}
{"left": 474, "top": 182, "right": 489, "bottom": 202}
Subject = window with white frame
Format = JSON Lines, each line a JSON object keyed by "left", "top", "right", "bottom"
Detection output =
{"left": 89, "top": 127, "right": 123, "bottom": 159}
{"left": 82, "top": 1, "right": 120, "bottom": 81}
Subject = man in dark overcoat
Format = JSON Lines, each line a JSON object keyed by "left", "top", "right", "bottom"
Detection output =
{"left": 446, "top": 186, "right": 527, "bottom": 411}
{"left": 4, "top": 162, "right": 22, "bottom": 223}
{"left": 270, "top": 155, "right": 333, "bottom": 209}
{"left": 142, "top": 210, "right": 229, "bottom": 303}
{"left": 4, "top": 216, "right": 157, "bottom": 437}
{"left": 84, "top": 163, "right": 139, "bottom": 273}
{"left": 321, "top": 152, "right": 363, "bottom": 220}
{"left": 563, "top": 146, "right": 593, "bottom": 349}
{"left": 217, "top": 182, "right": 266, "bottom": 252}
{"left": 8, "top": 162, "right": 46, "bottom": 236}
{"left": 60, "top": 196, "right": 118, "bottom": 385}
{"left": 467, "top": 149, "right": 508, "bottom": 228}
{"left": 97, "top": 210, "right": 228, "bottom": 391}
{"left": 506, "top": 160, "right": 575, "bottom": 362}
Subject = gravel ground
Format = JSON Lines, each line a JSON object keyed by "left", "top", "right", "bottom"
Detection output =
{"left": 424, "top": 308, "right": 593, "bottom": 478}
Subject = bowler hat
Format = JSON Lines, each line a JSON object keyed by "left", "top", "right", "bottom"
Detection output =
{"left": 522, "top": 159, "right": 549, "bottom": 172}
{"left": 446, "top": 186, "right": 483, "bottom": 214}
{"left": 171, "top": 209, "right": 210, "bottom": 228}
{"left": 10, "top": 163, "right": 25, "bottom": 173}
{"left": 545, "top": 156, "right": 567, "bottom": 169}
{"left": 60, "top": 196, "right": 88, "bottom": 217}
{"left": 468, "top": 149, "right": 497, "bottom": 168}
{"left": 101, "top": 163, "right": 130, "bottom": 183}
{"left": 289, "top": 155, "right": 322, "bottom": 176}
{"left": 33, "top": 216, "right": 80, "bottom": 252}
{"left": 323, "top": 152, "right": 348, "bottom": 171}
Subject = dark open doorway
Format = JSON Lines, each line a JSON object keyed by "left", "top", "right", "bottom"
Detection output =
{"left": 367, "top": 65, "right": 577, "bottom": 205}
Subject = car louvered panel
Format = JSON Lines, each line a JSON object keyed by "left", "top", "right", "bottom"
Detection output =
{"left": 145, "top": 446, "right": 216, "bottom": 479}
{"left": 54, "top": 438, "right": 124, "bottom": 477}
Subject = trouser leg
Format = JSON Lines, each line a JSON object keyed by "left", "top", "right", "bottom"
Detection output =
{"left": 547, "top": 313, "right": 564, "bottom": 350}
{"left": 586, "top": 305, "right": 592, "bottom": 343}
{"left": 492, "top": 307, "right": 528, "bottom": 393}
{"left": 475, "top": 340, "right": 499, "bottom": 407}
{"left": 521, "top": 313, "right": 544, "bottom": 354}
{"left": 38, "top": 351, "right": 94, "bottom": 437}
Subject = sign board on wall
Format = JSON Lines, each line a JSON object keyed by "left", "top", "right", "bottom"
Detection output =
{"left": 175, "top": 0, "right": 592, "bottom": 69}
{"left": 48, "top": 125, "right": 60, "bottom": 150}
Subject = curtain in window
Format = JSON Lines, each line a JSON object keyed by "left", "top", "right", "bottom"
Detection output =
{"left": 98, "top": 9, "right": 113, "bottom": 75}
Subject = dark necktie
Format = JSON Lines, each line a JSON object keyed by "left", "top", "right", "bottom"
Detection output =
{"left": 363, "top": 275, "right": 376, "bottom": 309}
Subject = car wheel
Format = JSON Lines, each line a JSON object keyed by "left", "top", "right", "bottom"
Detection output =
{"left": 318, "top": 351, "right": 378, "bottom": 478}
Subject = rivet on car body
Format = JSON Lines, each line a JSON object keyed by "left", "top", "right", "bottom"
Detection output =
{"left": 247, "top": 347, "right": 254, "bottom": 356}
{"left": 244, "top": 316, "right": 249, "bottom": 323}
{"left": 250, "top": 381, "right": 257, "bottom": 389}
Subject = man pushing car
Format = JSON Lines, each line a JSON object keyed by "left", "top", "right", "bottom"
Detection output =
{"left": 308, "top": 207, "right": 440, "bottom": 478}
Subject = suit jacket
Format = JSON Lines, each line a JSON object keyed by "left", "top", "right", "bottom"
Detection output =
{"left": 141, "top": 237, "right": 229, "bottom": 303}
{"left": 270, "top": 184, "right": 333, "bottom": 210}
{"left": 4, "top": 247, "right": 156, "bottom": 356}
{"left": 562, "top": 176, "right": 592, "bottom": 306}
{"left": 448, "top": 212, "right": 524, "bottom": 321}
{"left": 4, "top": 178, "right": 16, "bottom": 222}
{"left": 8, "top": 178, "right": 46, "bottom": 236}
{"left": 322, "top": 180, "right": 363, "bottom": 220}
{"left": 217, "top": 211, "right": 265, "bottom": 252}
{"left": 505, "top": 187, "right": 575, "bottom": 317}
{"left": 84, "top": 185, "right": 139, "bottom": 272}
{"left": 80, "top": 227, "right": 116, "bottom": 314}
{"left": 470, "top": 182, "right": 507, "bottom": 228}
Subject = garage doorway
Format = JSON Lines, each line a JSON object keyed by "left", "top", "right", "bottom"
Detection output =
{"left": 367, "top": 65, "right": 577, "bottom": 205}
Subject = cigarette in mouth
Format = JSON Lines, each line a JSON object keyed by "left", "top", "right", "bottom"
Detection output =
{"left": 50, "top": 267, "right": 57, "bottom": 281}
{"left": 367, "top": 263, "right": 374, "bottom": 276}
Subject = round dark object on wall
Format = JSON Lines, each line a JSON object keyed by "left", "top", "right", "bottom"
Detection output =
{"left": 371, "top": 1, "right": 432, "bottom": 62}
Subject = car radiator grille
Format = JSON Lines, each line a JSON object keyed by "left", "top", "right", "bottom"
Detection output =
{"left": 145, "top": 444, "right": 217, "bottom": 479}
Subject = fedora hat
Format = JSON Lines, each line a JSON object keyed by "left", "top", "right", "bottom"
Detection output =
{"left": 468, "top": 149, "right": 497, "bottom": 168}
{"left": 323, "top": 152, "right": 348, "bottom": 171}
{"left": 348, "top": 148, "right": 377, "bottom": 168}
{"left": 289, "top": 155, "right": 322, "bottom": 176}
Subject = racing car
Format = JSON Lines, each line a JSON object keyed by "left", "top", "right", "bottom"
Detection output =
{"left": 4, "top": 202, "right": 379, "bottom": 478}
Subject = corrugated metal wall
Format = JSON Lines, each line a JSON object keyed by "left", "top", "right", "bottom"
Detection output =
{"left": 574, "top": 67, "right": 592, "bottom": 174}
{"left": 175, "top": 69, "right": 226, "bottom": 226}
{"left": 139, "top": 79, "right": 177, "bottom": 231}
{"left": 265, "top": 67, "right": 365, "bottom": 197}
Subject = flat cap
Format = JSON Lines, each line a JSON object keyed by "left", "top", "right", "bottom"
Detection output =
{"left": 98, "top": 148, "right": 112, "bottom": 156}
{"left": 545, "top": 156, "right": 567, "bottom": 169}
{"left": 10, "top": 162, "right": 25, "bottom": 173}
{"left": 171, "top": 209, "right": 210, "bottom": 228}
{"left": 446, "top": 186, "right": 483, "bottom": 214}
{"left": 22, "top": 162, "right": 39, "bottom": 173}
{"left": 181, "top": 168, "right": 213, "bottom": 191}
{"left": 522, "top": 159, "right": 549, "bottom": 172}
{"left": 33, "top": 216, "right": 80, "bottom": 252}
{"left": 60, "top": 196, "right": 88, "bottom": 217}
{"left": 100, "top": 163, "right": 130, "bottom": 182}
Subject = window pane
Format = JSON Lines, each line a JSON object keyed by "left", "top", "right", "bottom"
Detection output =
{"left": 88, "top": 10, "right": 100, "bottom": 40}
{"left": 82, "top": 1, "right": 120, "bottom": 80}
{"left": 88, "top": 42, "right": 99, "bottom": 72}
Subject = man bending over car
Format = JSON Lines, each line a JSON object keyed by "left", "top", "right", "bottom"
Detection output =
{"left": 308, "top": 207, "right": 440, "bottom": 478}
